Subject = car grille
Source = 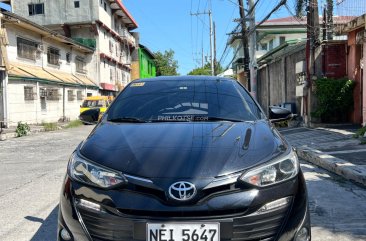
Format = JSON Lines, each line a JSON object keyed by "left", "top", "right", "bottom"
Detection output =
{"left": 231, "top": 206, "right": 289, "bottom": 241}
{"left": 117, "top": 208, "right": 248, "bottom": 218}
{"left": 78, "top": 208, "right": 135, "bottom": 241}
{"left": 77, "top": 203, "right": 289, "bottom": 241}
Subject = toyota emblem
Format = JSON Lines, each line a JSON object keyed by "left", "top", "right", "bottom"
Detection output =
{"left": 168, "top": 181, "right": 197, "bottom": 201}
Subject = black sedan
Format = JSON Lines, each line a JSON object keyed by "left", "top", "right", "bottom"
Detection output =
{"left": 58, "top": 76, "right": 310, "bottom": 241}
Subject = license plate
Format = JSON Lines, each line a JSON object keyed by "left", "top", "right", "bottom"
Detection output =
{"left": 147, "top": 223, "right": 219, "bottom": 241}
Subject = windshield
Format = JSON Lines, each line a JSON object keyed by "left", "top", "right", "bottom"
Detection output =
{"left": 107, "top": 78, "right": 263, "bottom": 122}
{"left": 82, "top": 100, "right": 105, "bottom": 108}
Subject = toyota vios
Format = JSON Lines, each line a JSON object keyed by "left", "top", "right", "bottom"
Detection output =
{"left": 58, "top": 76, "right": 310, "bottom": 241}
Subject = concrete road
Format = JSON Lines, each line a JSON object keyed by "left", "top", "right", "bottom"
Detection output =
{"left": 0, "top": 125, "right": 94, "bottom": 241}
{"left": 0, "top": 126, "right": 366, "bottom": 241}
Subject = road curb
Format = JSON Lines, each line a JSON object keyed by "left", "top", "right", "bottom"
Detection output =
{"left": 0, "top": 127, "right": 46, "bottom": 141}
{"left": 296, "top": 147, "right": 366, "bottom": 187}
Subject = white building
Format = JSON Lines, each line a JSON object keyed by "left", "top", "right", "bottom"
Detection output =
{"left": 0, "top": 11, "right": 99, "bottom": 127}
{"left": 9, "top": 0, "right": 138, "bottom": 95}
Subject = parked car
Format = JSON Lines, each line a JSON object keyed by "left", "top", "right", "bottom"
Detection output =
{"left": 80, "top": 96, "right": 113, "bottom": 114}
{"left": 58, "top": 76, "right": 310, "bottom": 241}
{"left": 79, "top": 96, "right": 113, "bottom": 124}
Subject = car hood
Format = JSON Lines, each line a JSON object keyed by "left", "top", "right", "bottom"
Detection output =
{"left": 79, "top": 120, "right": 288, "bottom": 179}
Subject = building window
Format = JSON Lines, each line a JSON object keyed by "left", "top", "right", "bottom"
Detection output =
{"left": 269, "top": 39, "right": 274, "bottom": 50}
{"left": 68, "top": 90, "right": 75, "bottom": 101}
{"left": 66, "top": 52, "right": 71, "bottom": 63}
{"left": 24, "top": 86, "right": 35, "bottom": 101}
{"left": 17, "top": 37, "right": 38, "bottom": 60}
{"left": 28, "top": 3, "right": 44, "bottom": 16}
{"left": 77, "top": 90, "right": 84, "bottom": 100}
{"left": 47, "top": 88, "right": 60, "bottom": 101}
{"left": 104, "top": 2, "right": 107, "bottom": 11}
{"left": 109, "top": 40, "right": 114, "bottom": 53}
{"left": 74, "top": 1, "right": 80, "bottom": 8}
{"left": 75, "top": 56, "right": 86, "bottom": 74}
{"left": 280, "top": 36, "right": 286, "bottom": 45}
{"left": 47, "top": 47, "right": 60, "bottom": 65}
{"left": 110, "top": 68, "right": 114, "bottom": 82}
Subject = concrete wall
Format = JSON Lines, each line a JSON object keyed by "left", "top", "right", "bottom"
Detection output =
{"left": 257, "top": 32, "right": 306, "bottom": 58}
{"left": 363, "top": 38, "right": 366, "bottom": 126}
{"left": 139, "top": 48, "right": 156, "bottom": 79}
{"left": 6, "top": 25, "right": 94, "bottom": 75}
{"left": 257, "top": 46, "right": 305, "bottom": 115}
{"left": 11, "top": 0, "right": 96, "bottom": 25}
{"left": 347, "top": 29, "right": 364, "bottom": 123}
{"left": 7, "top": 79, "right": 97, "bottom": 125}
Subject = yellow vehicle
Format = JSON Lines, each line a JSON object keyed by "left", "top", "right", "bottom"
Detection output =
{"left": 80, "top": 96, "right": 113, "bottom": 114}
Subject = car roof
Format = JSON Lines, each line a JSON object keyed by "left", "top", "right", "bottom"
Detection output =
{"left": 132, "top": 75, "right": 236, "bottom": 83}
{"left": 85, "top": 96, "right": 109, "bottom": 100}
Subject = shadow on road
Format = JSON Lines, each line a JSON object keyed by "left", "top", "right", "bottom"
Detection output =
{"left": 300, "top": 163, "right": 366, "bottom": 240}
{"left": 29, "top": 205, "right": 58, "bottom": 241}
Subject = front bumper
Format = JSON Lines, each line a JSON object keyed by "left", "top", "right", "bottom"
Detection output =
{"left": 57, "top": 172, "right": 310, "bottom": 241}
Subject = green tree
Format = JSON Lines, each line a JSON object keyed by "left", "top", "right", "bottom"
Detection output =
{"left": 153, "top": 50, "right": 179, "bottom": 76}
{"left": 188, "top": 62, "right": 223, "bottom": 76}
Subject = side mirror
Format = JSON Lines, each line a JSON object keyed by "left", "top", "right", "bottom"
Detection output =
{"left": 269, "top": 106, "right": 296, "bottom": 123}
{"left": 79, "top": 108, "right": 100, "bottom": 124}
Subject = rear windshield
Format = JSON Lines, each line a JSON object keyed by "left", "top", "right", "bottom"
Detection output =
{"left": 82, "top": 100, "right": 105, "bottom": 108}
{"left": 107, "top": 78, "right": 263, "bottom": 122}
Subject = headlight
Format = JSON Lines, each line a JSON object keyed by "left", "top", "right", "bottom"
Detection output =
{"left": 68, "top": 152, "right": 127, "bottom": 189}
{"left": 239, "top": 149, "right": 299, "bottom": 187}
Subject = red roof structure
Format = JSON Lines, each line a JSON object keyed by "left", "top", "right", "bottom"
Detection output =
{"left": 110, "top": 0, "right": 138, "bottom": 30}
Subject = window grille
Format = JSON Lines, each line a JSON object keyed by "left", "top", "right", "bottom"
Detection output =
{"left": 77, "top": 91, "right": 84, "bottom": 100}
{"left": 47, "top": 47, "right": 60, "bottom": 65}
{"left": 24, "top": 86, "right": 35, "bottom": 100}
{"left": 68, "top": 90, "right": 75, "bottom": 101}
{"left": 17, "top": 37, "right": 38, "bottom": 60}
{"left": 46, "top": 88, "right": 60, "bottom": 101}
{"left": 75, "top": 56, "right": 87, "bottom": 74}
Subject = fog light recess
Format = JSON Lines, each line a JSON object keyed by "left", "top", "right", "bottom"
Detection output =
{"left": 76, "top": 198, "right": 104, "bottom": 212}
{"left": 295, "top": 227, "right": 310, "bottom": 241}
{"left": 60, "top": 228, "right": 72, "bottom": 241}
{"left": 257, "top": 196, "right": 291, "bottom": 213}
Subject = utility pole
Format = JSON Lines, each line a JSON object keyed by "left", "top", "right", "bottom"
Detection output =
{"left": 238, "top": 0, "right": 250, "bottom": 89}
{"left": 305, "top": 0, "right": 319, "bottom": 125}
{"left": 190, "top": 11, "right": 215, "bottom": 75}
{"left": 208, "top": 11, "right": 214, "bottom": 75}
{"left": 213, "top": 21, "right": 217, "bottom": 75}
{"left": 248, "top": 0, "right": 257, "bottom": 99}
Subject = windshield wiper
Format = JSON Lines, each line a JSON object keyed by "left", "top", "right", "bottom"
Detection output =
{"left": 108, "top": 117, "right": 147, "bottom": 123}
{"left": 204, "top": 116, "right": 244, "bottom": 122}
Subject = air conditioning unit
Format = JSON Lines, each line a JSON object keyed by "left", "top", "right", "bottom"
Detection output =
{"left": 37, "top": 44, "right": 44, "bottom": 52}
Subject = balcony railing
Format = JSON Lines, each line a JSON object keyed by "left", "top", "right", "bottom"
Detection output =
{"left": 72, "top": 38, "right": 96, "bottom": 49}
{"left": 119, "top": 28, "right": 136, "bottom": 47}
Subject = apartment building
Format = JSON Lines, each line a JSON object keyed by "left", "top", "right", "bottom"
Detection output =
{"left": 0, "top": 11, "right": 98, "bottom": 126}
{"left": 10, "top": 0, "right": 138, "bottom": 95}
